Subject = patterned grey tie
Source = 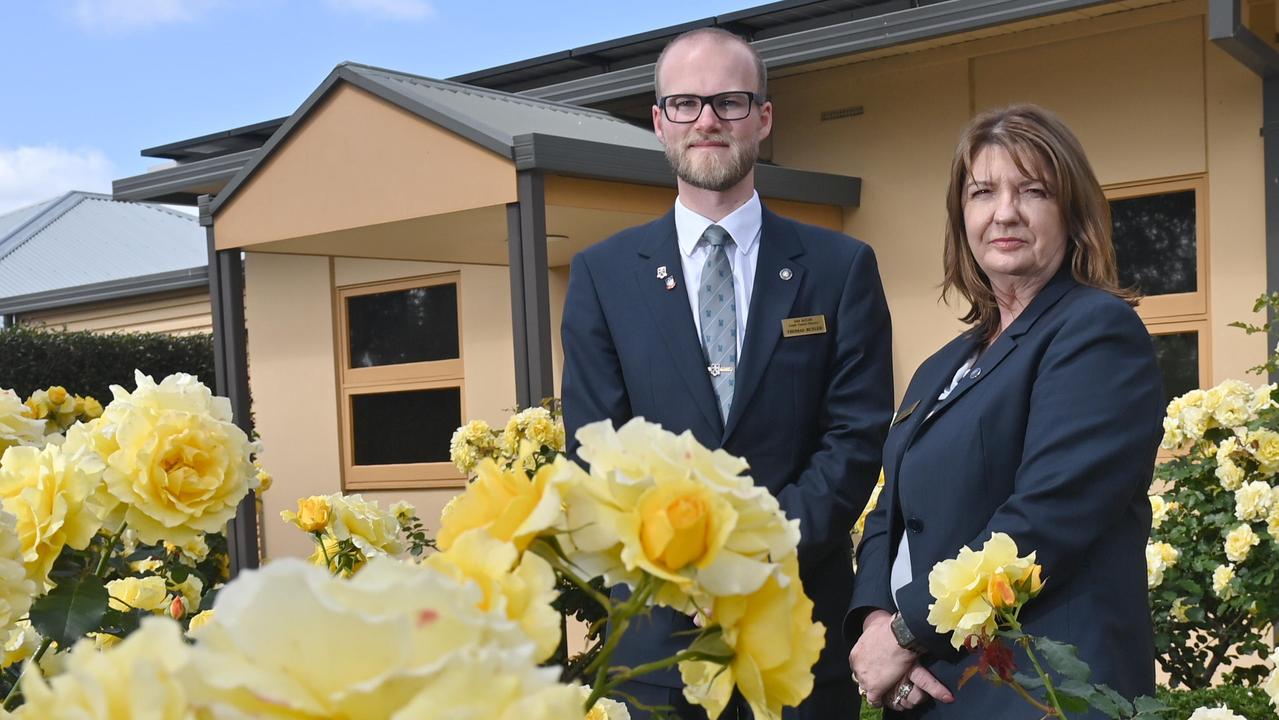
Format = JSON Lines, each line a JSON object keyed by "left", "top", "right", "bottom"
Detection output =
{"left": 698, "top": 224, "right": 737, "bottom": 426}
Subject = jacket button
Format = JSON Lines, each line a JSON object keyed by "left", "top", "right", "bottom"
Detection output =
{"left": 906, "top": 517, "right": 924, "bottom": 533}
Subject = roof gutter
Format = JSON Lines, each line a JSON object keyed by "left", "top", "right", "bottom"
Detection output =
{"left": 1207, "top": 0, "right": 1279, "bottom": 380}
{"left": 522, "top": 0, "right": 1119, "bottom": 105}
{"left": 0, "top": 266, "right": 209, "bottom": 315}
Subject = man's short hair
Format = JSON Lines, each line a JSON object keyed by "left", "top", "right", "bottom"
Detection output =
{"left": 653, "top": 28, "right": 767, "bottom": 100}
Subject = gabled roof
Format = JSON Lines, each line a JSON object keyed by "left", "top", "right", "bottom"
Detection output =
{"left": 209, "top": 61, "right": 860, "bottom": 215}
{"left": 0, "top": 192, "right": 206, "bottom": 313}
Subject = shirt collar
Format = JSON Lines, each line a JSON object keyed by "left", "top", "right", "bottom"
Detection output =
{"left": 674, "top": 191, "right": 762, "bottom": 257}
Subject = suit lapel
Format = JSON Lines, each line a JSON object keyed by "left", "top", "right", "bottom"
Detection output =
{"left": 723, "top": 207, "right": 804, "bottom": 443}
{"left": 913, "top": 265, "right": 1078, "bottom": 432}
{"left": 634, "top": 211, "right": 722, "bottom": 433}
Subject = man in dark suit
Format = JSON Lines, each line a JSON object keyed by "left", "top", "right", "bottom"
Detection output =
{"left": 560, "top": 27, "right": 894, "bottom": 719}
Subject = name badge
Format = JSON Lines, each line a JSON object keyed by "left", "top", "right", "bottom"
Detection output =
{"left": 891, "top": 399, "right": 920, "bottom": 427}
{"left": 781, "top": 315, "right": 827, "bottom": 337}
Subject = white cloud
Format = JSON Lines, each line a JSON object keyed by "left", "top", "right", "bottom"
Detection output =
{"left": 0, "top": 146, "right": 114, "bottom": 215}
{"left": 69, "top": 0, "right": 219, "bottom": 32}
{"left": 325, "top": 0, "right": 433, "bottom": 21}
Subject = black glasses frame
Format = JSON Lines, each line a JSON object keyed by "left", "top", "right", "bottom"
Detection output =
{"left": 657, "top": 91, "right": 766, "bottom": 123}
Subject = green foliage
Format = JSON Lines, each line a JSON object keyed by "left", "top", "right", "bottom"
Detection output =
{"left": 0, "top": 325, "right": 214, "bottom": 402}
{"left": 1156, "top": 684, "right": 1276, "bottom": 719}
{"left": 28, "top": 576, "right": 108, "bottom": 648}
{"left": 1227, "top": 291, "right": 1279, "bottom": 377}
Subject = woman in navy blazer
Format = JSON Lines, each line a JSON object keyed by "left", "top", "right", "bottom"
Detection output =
{"left": 845, "top": 105, "right": 1163, "bottom": 717}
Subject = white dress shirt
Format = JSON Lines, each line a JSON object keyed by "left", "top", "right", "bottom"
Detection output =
{"left": 674, "top": 191, "right": 762, "bottom": 358}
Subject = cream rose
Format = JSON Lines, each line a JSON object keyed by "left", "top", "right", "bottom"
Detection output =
{"left": 1212, "top": 564, "right": 1237, "bottom": 599}
{"left": 1224, "top": 524, "right": 1260, "bottom": 563}
{"left": 107, "top": 575, "right": 171, "bottom": 613}
{"left": 1234, "top": 481, "right": 1274, "bottom": 522}
{"left": 0, "top": 508, "right": 34, "bottom": 652}
{"left": 0, "top": 389, "right": 46, "bottom": 452}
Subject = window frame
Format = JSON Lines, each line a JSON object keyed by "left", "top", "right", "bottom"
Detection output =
{"left": 1104, "top": 175, "right": 1207, "bottom": 323}
{"left": 335, "top": 273, "right": 466, "bottom": 490}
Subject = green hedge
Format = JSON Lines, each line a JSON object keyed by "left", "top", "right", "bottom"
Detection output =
{"left": 0, "top": 325, "right": 215, "bottom": 402}
{"left": 854, "top": 686, "right": 1273, "bottom": 719}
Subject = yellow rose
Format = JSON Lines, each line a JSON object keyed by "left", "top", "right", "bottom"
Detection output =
{"left": 390, "top": 499, "right": 415, "bottom": 523}
{"left": 425, "top": 528, "right": 561, "bottom": 662}
{"left": 0, "top": 443, "right": 106, "bottom": 589}
{"left": 283, "top": 495, "right": 332, "bottom": 533}
{"left": 450, "top": 419, "right": 499, "bottom": 474}
{"left": 1150, "top": 495, "right": 1176, "bottom": 528}
{"left": 1146, "top": 542, "right": 1179, "bottom": 589}
{"left": 82, "top": 396, "right": 103, "bottom": 419}
{"left": 1213, "top": 564, "right": 1237, "bottom": 599}
{"left": 500, "top": 407, "right": 561, "bottom": 457}
{"left": 10, "top": 618, "right": 195, "bottom": 720}
{"left": 0, "top": 508, "right": 34, "bottom": 652}
{"left": 65, "top": 371, "right": 258, "bottom": 546}
{"left": 1267, "top": 497, "right": 1279, "bottom": 541}
{"left": 1263, "top": 664, "right": 1279, "bottom": 711}
{"left": 45, "top": 386, "right": 68, "bottom": 407}
{"left": 175, "top": 534, "right": 209, "bottom": 562}
{"left": 437, "top": 458, "right": 563, "bottom": 552}
{"left": 2, "top": 620, "right": 37, "bottom": 669}
{"left": 1235, "top": 481, "right": 1274, "bottom": 522}
{"left": 172, "top": 574, "right": 203, "bottom": 610}
{"left": 1216, "top": 457, "right": 1245, "bottom": 491}
{"left": 306, "top": 533, "right": 359, "bottom": 574}
{"left": 107, "top": 575, "right": 170, "bottom": 612}
{"left": 186, "top": 557, "right": 564, "bottom": 718}
{"left": 1170, "top": 597, "right": 1192, "bottom": 623}
{"left": 1248, "top": 428, "right": 1279, "bottom": 475}
{"left": 680, "top": 556, "right": 825, "bottom": 720}
{"left": 187, "top": 609, "right": 215, "bottom": 635}
{"left": 0, "top": 389, "right": 47, "bottom": 451}
{"left": 329, "top": 493, "right": 403, "bottom": 556}
{"left": 580, "top": 686, "right": 632, "bottom": 720}
{"left": 253, "top": 460, "right": 273, "bottom": 493}
{"left": 130, "top": 557, "right": 163, "bottom": 574}
{"left": 926, "top": 533, "right": 1042, "bottom": 648}
{"left": 1225, "top": 524, "right": 1260, "bottom": 563}
{"left": 635, "top": 475, "right": 733, "bottom": 576}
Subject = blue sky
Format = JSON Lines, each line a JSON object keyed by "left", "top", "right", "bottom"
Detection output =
{"left": 0, "top": 0, "right": 746, "bottom": 213}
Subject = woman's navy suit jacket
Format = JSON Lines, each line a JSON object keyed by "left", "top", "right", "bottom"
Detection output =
{"left": 847, "top": 265, "right": 1163, "bottom": 718}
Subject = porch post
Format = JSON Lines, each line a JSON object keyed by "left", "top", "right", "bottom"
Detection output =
{"left": 506, "top": 171, "right": 555, "bottom": 408}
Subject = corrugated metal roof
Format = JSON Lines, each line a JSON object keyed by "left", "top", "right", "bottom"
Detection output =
{"left": 0, "top": 192, "right": 205, "bottom": 300}
{"left": 0, "top": 196, "right": 61, "bottom": 240}
{"left": 346, "top": 65, "right": 663, "bottom": 151}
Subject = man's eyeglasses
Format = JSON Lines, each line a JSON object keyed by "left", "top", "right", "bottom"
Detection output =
{"left": 658, "top": 92, "right": 764, "bottom": 123}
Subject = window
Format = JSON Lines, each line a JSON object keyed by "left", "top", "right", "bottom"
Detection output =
{"left": 337, "top": 274, "right": 465, "bottom": 489}
{"left": 1106, "top": 177, "right": 1209, "bottom": 412}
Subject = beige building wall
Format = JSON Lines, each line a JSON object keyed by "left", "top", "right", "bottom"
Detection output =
{"left": 770, "top": 3, "right": 1268, "bottom": 397}
{"left": 20, "top": 289, "right": 212, "bottom": 335}
{"left": 245, "top": 251, "right": 520, "bottom": 560}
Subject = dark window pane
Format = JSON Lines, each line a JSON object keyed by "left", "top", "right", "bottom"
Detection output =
{"left": 348, "top": 284, "right": 459, "bottom": 368}
{"left": 1111, "top": 190, "right": 1196, "bottom": 296}
{"left": 351, "top": 387, "right": 460, "bottom": 465}
{"left": 1151, "top": 332, "right": 1199, "bottom": 407}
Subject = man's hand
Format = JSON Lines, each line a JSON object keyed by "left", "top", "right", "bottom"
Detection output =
{"left": 849, "top": 610, "right": 953, "bottom": 709}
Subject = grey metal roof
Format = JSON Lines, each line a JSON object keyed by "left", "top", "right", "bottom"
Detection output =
{"left": 0, "top": 192, "right": 206, "bottom": 305}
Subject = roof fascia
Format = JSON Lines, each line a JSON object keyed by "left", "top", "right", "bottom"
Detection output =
{"left": 141, "top": 116, "right": 289, "bottom": 160}
{"left": 522, "top": 0, "right": 1118, "bottom": 105}
{"left": 112, "top": 149, "right": 258, "bottom": 205}
{"left": 513, "top": 133, "right": 860, "bottom": 207}
{"left": 0, "top": 266, "right": 209, "bottom": 315}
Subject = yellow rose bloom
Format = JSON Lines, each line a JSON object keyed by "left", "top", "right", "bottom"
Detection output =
{"left": 1234, "top": 481, "right": 1274, "bottom": 522}
{"left": 1213, "top": 564, "right": 1237, "bottom": 599}
{"left": 425, "top": 528, "right": 561, "bottom": 662}
{"left": 0, "top": 508, "right": 34, "bottom": 653}
{"left": 0, "top": 389, "right": 47, "bottom": 452}
{"left": 1224, "top": 524, "right": 1260, "bottom": 563}
{"left": 1146, "top": 542, "right": 1179, "bottom": 589}
{"left": 328, "top": 493, "right": 404, "bottom": 556}
{"left": 437, "top": 458, "right": 564, "bottom": 552}
{"left": 2, "top": 620, "right": 37, "bottom": 669}
{"left": 1150, "top": 495, "right": 1176, "bottom": 529}
{"left": 107, "top": 575, "right": 171, "bottom": 612}
{"left": 680, "top": 556, "right": 825, "bottom": 720}
{"left": 1267, "top": 496, "right": 1279, "bottom": 541}
{"left": 450, "top": 419, "right": 499, "bottom": 474}
{"left": 67, "top": 371, "right": 258, "bottom": 546}
{"left": 1263, "top": 664, "right": 1279, "bottom": 712}
{"left": 500, "top": 407, "right": 563, "bottom": 458}
{"left": 1248, "top": 428, "right": 1279, "bottom": 475}
{"left": 45, "top": 386, "right": 68, "bottom": 407}
{"left": 1216, "top": 457, "right": 1246, "bottom": 491}
{"left": 0, "top": 443, "right": 106, "bottom": 589}
{"left": 82, "top": 395, "right": 104, "bottom": 419}
{"left": 187, "top": 609, "right": 215, "bottom": 635}
{"left": 283, "top": 495, "right": 332, "bottom": 533}
{"left": 1170, "top": 597, "right": 1192, "bottom": 623}
{"left": 10, "top": 618, "right": 195, "bottom": 720}
{"left": 172, "top": 574, "right": 203, "bottom": 610}
{"left": 186, "top": 557, "right": 563, "bottom": 718}
{"left": 926, "top": 533, "right": 1042, "bottom": 649}
{"left": 580, "top": 686, "right": 632, "bottom": 720}
{"left": 1160, "top": 416, "right": 1185, "bottom": 450}
{"left": 253, "top": 460, "right": 273, "bottom": 493}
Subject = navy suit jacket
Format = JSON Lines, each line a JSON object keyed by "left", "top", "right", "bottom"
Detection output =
{"left": 561, "top": 204, "right": 894, "bottom": 686}
{"left": 846, "top": 266, "right": 1162, "bottom": 718}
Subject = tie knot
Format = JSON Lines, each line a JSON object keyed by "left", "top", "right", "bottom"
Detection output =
{"left": 702, "top": 224, "right": 732, "bottom": 249}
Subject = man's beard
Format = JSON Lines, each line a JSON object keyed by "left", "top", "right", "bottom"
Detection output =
{"left": 664, "top": 133, "right": 758, "bottom": 192}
